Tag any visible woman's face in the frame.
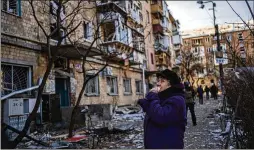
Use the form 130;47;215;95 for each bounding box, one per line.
157;77;171;92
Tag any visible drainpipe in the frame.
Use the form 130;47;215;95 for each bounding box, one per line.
142;64;146;98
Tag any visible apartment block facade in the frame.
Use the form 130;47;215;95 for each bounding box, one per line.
1;0;180;124
150;0;178;71
182;23;254;86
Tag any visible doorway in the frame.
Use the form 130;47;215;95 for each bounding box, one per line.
55;78;70;107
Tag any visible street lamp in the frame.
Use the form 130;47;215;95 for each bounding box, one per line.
197;0;224;93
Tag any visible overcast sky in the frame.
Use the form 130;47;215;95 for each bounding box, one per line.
166;1;254;31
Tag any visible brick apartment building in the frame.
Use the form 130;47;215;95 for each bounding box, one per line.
181;22;254;87
1;0;179;125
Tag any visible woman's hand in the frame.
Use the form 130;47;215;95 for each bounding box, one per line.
149;87;160;93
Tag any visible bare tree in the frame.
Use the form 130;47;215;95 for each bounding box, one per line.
3;0;148;147
66;1;149;137
178;48;205;86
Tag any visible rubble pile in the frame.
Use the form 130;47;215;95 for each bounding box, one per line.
16;106;145;149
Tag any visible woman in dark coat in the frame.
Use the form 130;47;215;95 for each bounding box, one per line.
138;69;186;149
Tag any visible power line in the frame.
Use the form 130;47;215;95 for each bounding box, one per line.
226;0;254;36
245;0;254;21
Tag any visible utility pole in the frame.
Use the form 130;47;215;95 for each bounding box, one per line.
197;0;224;93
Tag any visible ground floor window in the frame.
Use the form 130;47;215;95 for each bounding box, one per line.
106;76;118;95
135;80;143;94
85;75;99;96
1;64;31;96
123;78;131;95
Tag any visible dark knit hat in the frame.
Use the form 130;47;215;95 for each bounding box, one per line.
156;69;181;85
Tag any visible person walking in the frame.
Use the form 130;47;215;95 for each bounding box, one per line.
205;85;210;100
210;84;218;100
197;85;204;104
138;69;186;149
184;84;197;126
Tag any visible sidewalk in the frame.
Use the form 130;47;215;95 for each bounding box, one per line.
184;96;223;149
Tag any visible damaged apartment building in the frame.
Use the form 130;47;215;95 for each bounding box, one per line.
1;0;180;134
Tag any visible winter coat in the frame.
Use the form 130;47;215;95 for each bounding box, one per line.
205;87;210;93
210;85;218;94
185;90;194;103
197;87;203;96
138;85;186;149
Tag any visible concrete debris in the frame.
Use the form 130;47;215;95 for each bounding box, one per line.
17;106;145;149
115;106;140;115
113;122;135;132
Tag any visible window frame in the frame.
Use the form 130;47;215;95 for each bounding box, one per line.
1;63;32;96
135;80;143;94
83;21;93;42
1;0;21;16
123;78;132;95
85;75;100;96
106;76;118;95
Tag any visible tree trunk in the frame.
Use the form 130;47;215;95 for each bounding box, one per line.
11;58;54;148
68;58;86;137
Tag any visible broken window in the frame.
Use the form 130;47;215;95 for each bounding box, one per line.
107;76;118;95
103;22;115;42
1;64;31;96
1;0;21;16
135;80;143;94
85;75;99;96
123;78;131;94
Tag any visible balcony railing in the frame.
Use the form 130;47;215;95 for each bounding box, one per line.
152;19;163;26
154;41;168;52
99;12;120;21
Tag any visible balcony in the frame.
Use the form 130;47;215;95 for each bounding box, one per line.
100;21;133;51
163;21;172;33
153;20;164;34
151;4;163;18
127;10;143;28
133;38;145;53
154;40;168;52
155;53;168;66
96;1;127;17
99;12;121;22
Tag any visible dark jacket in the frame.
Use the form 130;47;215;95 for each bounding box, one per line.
197;87;203;96
210;85;218;94
138;85;186;149
205;86;210;93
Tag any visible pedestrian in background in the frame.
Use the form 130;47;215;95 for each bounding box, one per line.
138;69;186;149
210;84;218;100
197;85;204;104
205;85;210;100
184;84;197;126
